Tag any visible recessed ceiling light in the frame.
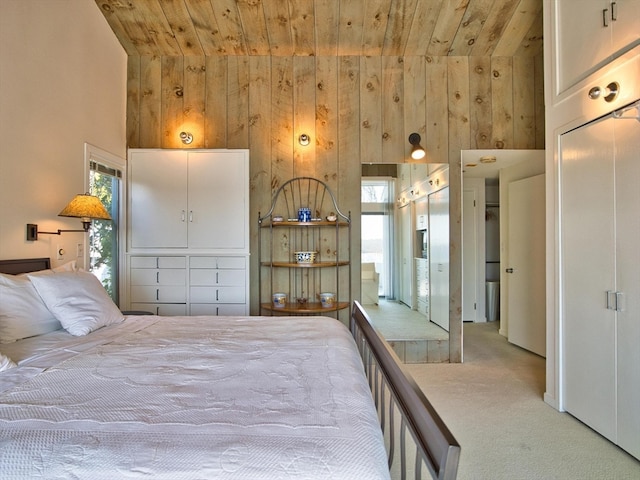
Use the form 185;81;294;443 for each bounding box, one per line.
480;155;497;164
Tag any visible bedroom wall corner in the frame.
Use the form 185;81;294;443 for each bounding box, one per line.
0;0;127;265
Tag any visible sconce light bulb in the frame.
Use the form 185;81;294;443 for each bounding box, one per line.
298;134;310;146
408;133;426;160
180;131;193;144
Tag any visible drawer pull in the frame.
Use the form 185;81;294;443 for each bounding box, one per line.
216;289;219;301
156;272;160;284
156;288;159;301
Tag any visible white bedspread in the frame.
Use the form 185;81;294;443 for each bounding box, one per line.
0;316;390;479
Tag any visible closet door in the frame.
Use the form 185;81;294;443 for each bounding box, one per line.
429;187;450;332
614;109;640;459
561;115;616;441
130;150;188;248
187;151;248;250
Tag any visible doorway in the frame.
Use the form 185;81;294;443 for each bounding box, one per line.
461;149;545;355
361;177;394;301
361;164;451;362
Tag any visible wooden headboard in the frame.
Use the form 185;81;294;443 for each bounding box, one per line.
0;258;51;275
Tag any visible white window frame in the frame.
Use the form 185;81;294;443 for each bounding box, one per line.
84;143;126;305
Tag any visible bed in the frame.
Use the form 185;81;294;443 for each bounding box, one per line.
0;258;459;479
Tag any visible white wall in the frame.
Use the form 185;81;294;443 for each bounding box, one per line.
0;0;127;265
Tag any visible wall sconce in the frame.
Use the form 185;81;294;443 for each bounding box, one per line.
26;194;112;241
180;131;193;144
408;133;426;160
298;134;310;146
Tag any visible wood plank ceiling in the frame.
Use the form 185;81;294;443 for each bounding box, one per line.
96;0;543;57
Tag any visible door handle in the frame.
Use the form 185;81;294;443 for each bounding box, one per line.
505;268;514;273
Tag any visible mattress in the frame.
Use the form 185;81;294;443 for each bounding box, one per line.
0;315;390;479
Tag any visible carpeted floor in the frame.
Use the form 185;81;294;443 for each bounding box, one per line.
404;321;640;479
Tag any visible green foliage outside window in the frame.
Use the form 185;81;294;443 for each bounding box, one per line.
90;172;118;303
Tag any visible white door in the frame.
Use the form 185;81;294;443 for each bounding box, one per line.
429;187;449;331
462;188;478;321
613;106;640;459
506;174;546;356
129;150;188;248
398;203;412;307
188;151;248;251
561;115;617;442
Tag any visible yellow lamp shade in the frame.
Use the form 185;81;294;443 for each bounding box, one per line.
58;194;112;221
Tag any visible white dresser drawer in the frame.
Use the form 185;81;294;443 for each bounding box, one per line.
190;256;246;269
131;303;187;316
130;256;186;269
189;286;245;304
130;286;186;303
190;304;247;316
130;268;186;286
190;269;245;286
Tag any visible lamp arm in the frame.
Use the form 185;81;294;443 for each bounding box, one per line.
26;223;90;241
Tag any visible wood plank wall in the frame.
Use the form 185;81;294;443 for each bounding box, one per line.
126;53;544;360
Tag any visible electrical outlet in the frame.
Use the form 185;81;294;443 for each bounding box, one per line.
76;243;84;258
57;245;65;260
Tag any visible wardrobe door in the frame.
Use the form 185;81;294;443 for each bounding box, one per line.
187;151;248;250
560;116;616;441
614;111;640;459
130;150;188;248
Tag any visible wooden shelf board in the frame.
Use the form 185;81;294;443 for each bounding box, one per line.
261;221;349;227
260;302;349;314
261;261;349;268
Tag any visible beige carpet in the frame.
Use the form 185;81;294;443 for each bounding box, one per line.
404;322;640;480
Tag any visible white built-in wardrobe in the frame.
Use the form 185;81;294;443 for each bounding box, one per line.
560;106;639;459
124;149;249;316
547;0;639;460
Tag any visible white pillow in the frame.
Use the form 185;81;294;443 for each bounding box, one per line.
28;271;124;336
23;260;79;278
0;352;17;372
53;260;79;272
0;273;61;344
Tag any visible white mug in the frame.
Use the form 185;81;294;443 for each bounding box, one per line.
272;293;287;307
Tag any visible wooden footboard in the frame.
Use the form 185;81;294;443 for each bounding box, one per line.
351;301;460;480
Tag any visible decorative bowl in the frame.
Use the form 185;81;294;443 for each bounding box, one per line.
294;251;317;264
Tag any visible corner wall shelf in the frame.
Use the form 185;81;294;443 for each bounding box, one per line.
258;177;351;319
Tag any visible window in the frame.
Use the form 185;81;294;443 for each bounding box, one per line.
361;179;394;298
85;144;125;305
